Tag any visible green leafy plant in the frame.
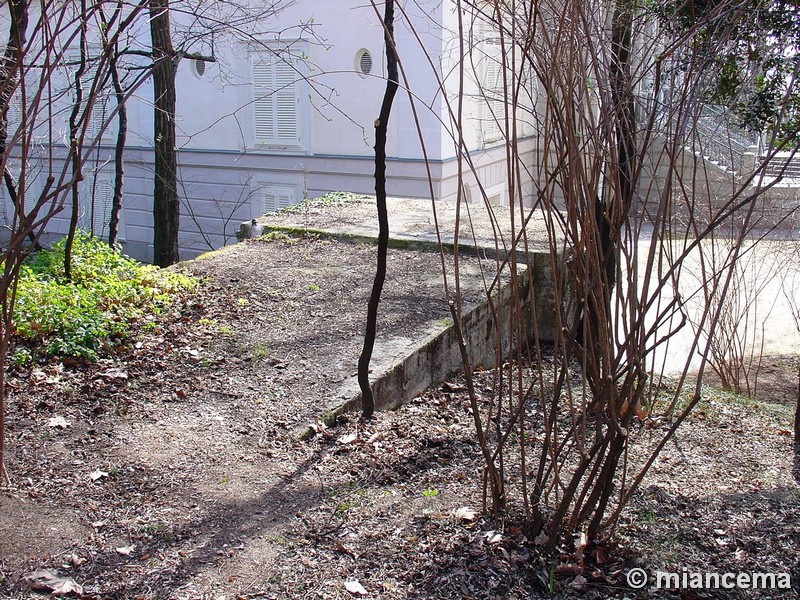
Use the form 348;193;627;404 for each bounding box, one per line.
9;347;32;369
11;233;197;361
251;343;270;360
279;191;369;214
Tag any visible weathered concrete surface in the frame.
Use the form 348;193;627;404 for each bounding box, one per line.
244;196;555;255
241;197;563;428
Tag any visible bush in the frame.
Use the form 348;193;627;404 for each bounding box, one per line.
11;233;197;361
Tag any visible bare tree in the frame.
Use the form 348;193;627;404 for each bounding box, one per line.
358;0;399;420
0;0;150;480
382;0;800;552
149;0;180;267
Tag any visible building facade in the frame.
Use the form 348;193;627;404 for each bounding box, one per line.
1;0;536;261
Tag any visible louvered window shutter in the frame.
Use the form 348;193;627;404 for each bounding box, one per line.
7;88;24;136
252;54;300;147
274;60;299;143
80;174;115;239
6;69;31;141
252;184;295;218
92;176;114;238
253;59;275;142
88;93;112;143
68;53;112;144
482;41;504;142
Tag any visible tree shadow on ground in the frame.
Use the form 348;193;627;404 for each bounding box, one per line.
44;430;483;598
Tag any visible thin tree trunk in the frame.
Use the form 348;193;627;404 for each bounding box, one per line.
64;0;88;280
794;365;799;482
357;0;398;420
108;46;125;246
149;0;179;267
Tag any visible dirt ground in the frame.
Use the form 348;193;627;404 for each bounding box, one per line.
0;233;798;599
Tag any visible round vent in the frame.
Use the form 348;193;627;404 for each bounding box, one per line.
193;59;206;78
356;49;372;77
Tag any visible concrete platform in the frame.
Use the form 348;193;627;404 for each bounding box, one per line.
234;196;560;430
245;196;555;256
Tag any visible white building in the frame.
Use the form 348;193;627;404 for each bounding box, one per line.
1;0;537;262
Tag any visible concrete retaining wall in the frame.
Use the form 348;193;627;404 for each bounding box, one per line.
254;224;563;431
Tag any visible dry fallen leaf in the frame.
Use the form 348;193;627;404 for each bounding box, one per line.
453;506;478;522
67;554;86;568
97;367;129;380
116;545;135;556
575;531;588;568
30;368;62;385
485;531;504;545
337;432;359;445
591;545;610;564
344;579;368;596
23;569;83;596
556;562;581;574
366;431;385;444
335;540;357;559
47;415;71;429
441;381;467;393
569;574;588;591
89;470;109;482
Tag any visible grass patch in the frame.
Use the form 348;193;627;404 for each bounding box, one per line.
278;191;369;214
11;233;197;361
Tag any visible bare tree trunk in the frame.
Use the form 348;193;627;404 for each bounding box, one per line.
149;0;179;267
64;0;88;280
0;0;27;151
0;0;37;250
794;365;799;482
357;0;398;420
108;40;125;246
0;0;29;483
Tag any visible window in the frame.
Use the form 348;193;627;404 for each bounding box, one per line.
251;50;305;149
481;38;506;144
81;172;125;241
3;159;38;217
6;70;43;142
251;183;296;217
67;52;116;145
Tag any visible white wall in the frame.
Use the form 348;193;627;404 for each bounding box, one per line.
0;0;536;261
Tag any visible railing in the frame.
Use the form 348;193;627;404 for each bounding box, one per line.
692;106;759;175
761;151;800;181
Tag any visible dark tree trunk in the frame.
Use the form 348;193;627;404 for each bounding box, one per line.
0;0;27;150
0;0;37;250
0;0;29;483
357;0;398;420
794;367;799;482
149;0;179;267
108;45;125;247
64;0;88;280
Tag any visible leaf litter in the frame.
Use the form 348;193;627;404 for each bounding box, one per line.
0;235;797;599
